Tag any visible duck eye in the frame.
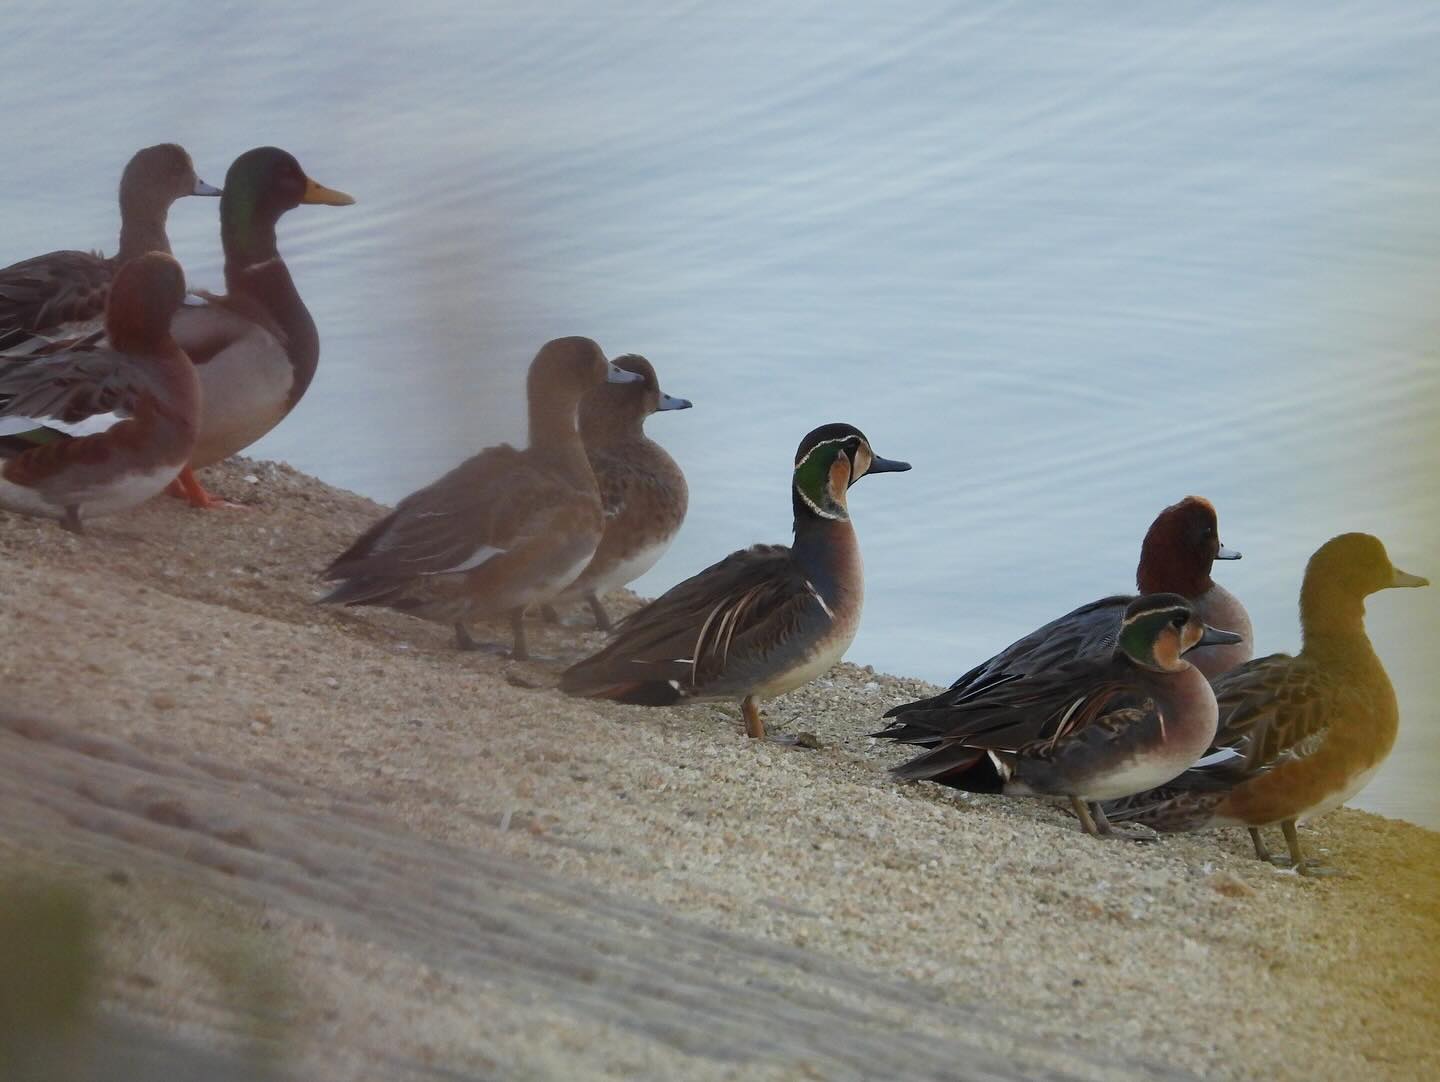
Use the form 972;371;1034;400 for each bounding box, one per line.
1171;614;1187;628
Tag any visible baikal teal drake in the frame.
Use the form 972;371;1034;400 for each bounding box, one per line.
561;423;910;740
547;352;692;631
0;253;197;531
876;594;1243;837
1103;533;1427;874
166;146;353;508
0;144;219;353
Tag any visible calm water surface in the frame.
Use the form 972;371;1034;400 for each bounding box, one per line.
3;2;1438;826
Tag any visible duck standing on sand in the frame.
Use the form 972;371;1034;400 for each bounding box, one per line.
320;337;643;660
166;146;354;508
0;144;220;353
561;423;910;740
546;353;692;631
949;496;1250;698
1102;533;1427;874
0;253;197;532
876;595;1243;837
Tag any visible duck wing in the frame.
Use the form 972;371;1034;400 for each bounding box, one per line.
321;445;588;597
169;291;288;366
943;594;1132;698
0;334;162;437
560;544;818;703
0;250;111;352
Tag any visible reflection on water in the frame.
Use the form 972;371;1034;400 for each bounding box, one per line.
1;2;1437;825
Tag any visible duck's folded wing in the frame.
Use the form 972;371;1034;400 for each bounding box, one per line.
561;544;808;697
879;657;1140;753
322;446;565;584
0;250;111;351
169;292;288;366
0;337;158;433
943;594;1131;697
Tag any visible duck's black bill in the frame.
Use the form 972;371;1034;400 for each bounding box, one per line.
1195;624;1244;648
657;393;693;411
868;456;911;474
1389;568;1429;588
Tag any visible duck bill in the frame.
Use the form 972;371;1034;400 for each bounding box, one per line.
656;393;693;410
1388;567;1429;589
192;178;222;197
301;176;356;206
1214;544;1242;560
867;455;911;474
606;362;644;384
1190;624;1244;651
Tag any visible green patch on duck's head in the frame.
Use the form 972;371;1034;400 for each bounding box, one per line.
220;147;354;265
791;422;910;521
1119;594;1201;672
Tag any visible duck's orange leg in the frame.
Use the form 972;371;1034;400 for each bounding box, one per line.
166;467;240;510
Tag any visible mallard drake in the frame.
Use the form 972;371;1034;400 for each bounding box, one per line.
546;353;691;630
1102;533;1428;873
0;253;196;531
166;146;353;508
948;496;1249;699
560;423;910;740
0;144;219;353
876;594;1243;837
320;337;642;659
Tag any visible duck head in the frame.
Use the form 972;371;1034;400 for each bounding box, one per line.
106;252;187;352
791;422;910;523
220;147;354;266
579;353;692;444
527;337;642;442
1119;593;1244;673
120;143;220;209
1137;496;1240;597
1300;533;1428;631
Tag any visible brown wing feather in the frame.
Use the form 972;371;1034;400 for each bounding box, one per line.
0;250;112;350
0;340;165;425
561;544;815;697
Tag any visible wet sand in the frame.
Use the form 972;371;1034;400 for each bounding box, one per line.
1;458;1436;1081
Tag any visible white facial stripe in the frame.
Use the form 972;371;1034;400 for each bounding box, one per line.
793;435;854;470
1120;605;1190;628
794;484;845;520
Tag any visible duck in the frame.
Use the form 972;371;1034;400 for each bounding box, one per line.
544;353;692;631
876;594;1243;836
0;253;197;531
0;144;220;353
947;496;1249;702
320;337;643;660
560;423;910;740
1101;533;1428;873
166;146;354;508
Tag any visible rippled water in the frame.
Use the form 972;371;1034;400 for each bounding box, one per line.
3;2;1437;826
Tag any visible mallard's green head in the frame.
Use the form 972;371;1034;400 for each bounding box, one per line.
791;423;910;522
1118;593;1243;673
220;147;353;264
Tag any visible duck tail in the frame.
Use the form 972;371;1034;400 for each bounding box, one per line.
890;744;1005;793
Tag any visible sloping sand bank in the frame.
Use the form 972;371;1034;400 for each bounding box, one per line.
1;459;1436;1081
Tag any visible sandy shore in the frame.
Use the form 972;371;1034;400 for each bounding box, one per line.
1;457;1437;1081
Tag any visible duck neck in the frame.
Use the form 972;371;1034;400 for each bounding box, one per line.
529;392;591;480
791;504;860;609
578;394;647;449
1136;542;1212;598
1300;580;1374;660
220;204;320;408
115;191;173;263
